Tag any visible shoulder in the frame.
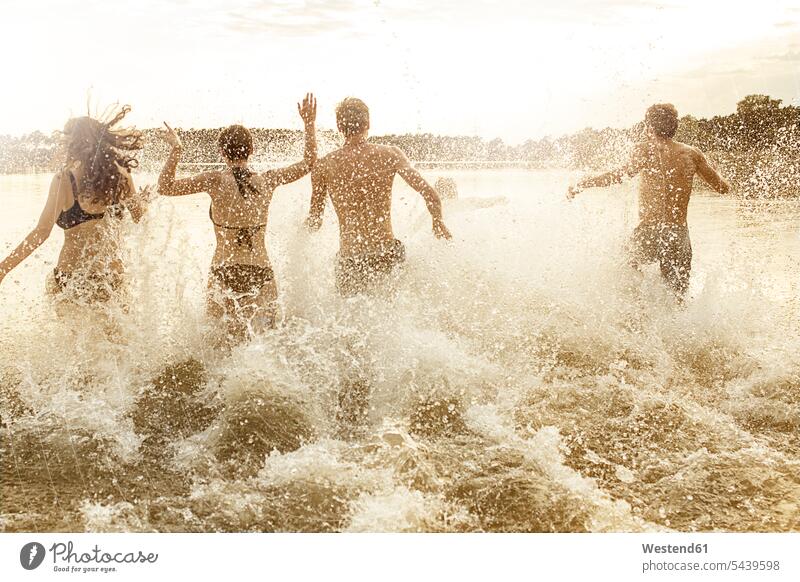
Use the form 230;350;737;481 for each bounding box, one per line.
50;169;73;193
319;150;339;165
679;143;706;163
43;171;73;208
386;145;407;158
52;168;72;182
626;141;652;167
629;141;652;161
199;170;223;186
383;145;411;167
312;152;336;176
663;139;694;153
687;143;704;157
364;143;405;158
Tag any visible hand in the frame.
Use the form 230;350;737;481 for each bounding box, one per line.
161;122;183;150
433;219;452;240
566;185;581;200
139;185;155;203
304;214;322;232
297;93;317;126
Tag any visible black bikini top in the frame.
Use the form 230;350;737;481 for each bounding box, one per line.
209;167;266;249
210;207;266;250
56;171;122;230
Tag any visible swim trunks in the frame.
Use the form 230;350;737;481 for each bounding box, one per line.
628;222;692;298
335;239;406;297
49;268;124;303
210;264;274;296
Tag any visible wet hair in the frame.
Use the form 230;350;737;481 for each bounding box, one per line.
336;97;370;137
434;177;458;200
218;125;258;198
63;106;142;205
218;124;253;161
645;103;679;139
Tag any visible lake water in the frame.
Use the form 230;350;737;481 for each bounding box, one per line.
1;169;798;532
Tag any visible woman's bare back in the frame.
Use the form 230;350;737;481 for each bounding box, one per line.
207;170;274;267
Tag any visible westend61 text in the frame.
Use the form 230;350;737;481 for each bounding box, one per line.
642;543;708;554
49;542;159;564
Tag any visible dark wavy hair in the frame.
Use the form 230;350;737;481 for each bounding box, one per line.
218;125;258;198
63;106;142;205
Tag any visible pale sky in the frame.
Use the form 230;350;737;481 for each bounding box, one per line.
1;0;798;142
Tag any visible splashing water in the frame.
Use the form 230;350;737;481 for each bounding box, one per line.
1;169;798;532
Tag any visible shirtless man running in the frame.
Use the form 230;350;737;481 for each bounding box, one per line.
568;103;730;300
306;97;451;296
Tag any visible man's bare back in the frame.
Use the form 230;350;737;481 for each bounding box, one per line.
628;139;729;225
307;98;450;296
568;103;730;299
569;139;729;221
310;142;403;257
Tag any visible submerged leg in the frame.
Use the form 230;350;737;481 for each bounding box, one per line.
335;376;371;438
206;279;240;348
240;278;278;334
335;334;373;439
659;227;692;302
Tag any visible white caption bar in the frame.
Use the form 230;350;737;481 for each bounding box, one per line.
1;533;798;581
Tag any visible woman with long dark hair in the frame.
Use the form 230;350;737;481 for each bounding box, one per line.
158;93;316;342
0;106;146;303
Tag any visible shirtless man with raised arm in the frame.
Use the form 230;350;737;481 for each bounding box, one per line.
306;97;451;296
567;103;730;300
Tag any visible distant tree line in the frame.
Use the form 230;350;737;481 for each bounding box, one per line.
2;94;798;196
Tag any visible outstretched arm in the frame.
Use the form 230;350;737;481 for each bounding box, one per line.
568;143;647;199
158;123;218;197
263;93;317;188
694;149;730;194
0;172;67;285
395;148;452;240
306;165;327;231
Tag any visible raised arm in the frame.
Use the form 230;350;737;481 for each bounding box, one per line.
305;164;327;231
693;148;730;194
0;172;68;286
395;147;452;240
263;93;317;188
120;168;149;223
158;123;218;197
568;143;647;199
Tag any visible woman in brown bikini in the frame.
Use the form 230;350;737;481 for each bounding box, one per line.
0;107;146;304
158;93;316;343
